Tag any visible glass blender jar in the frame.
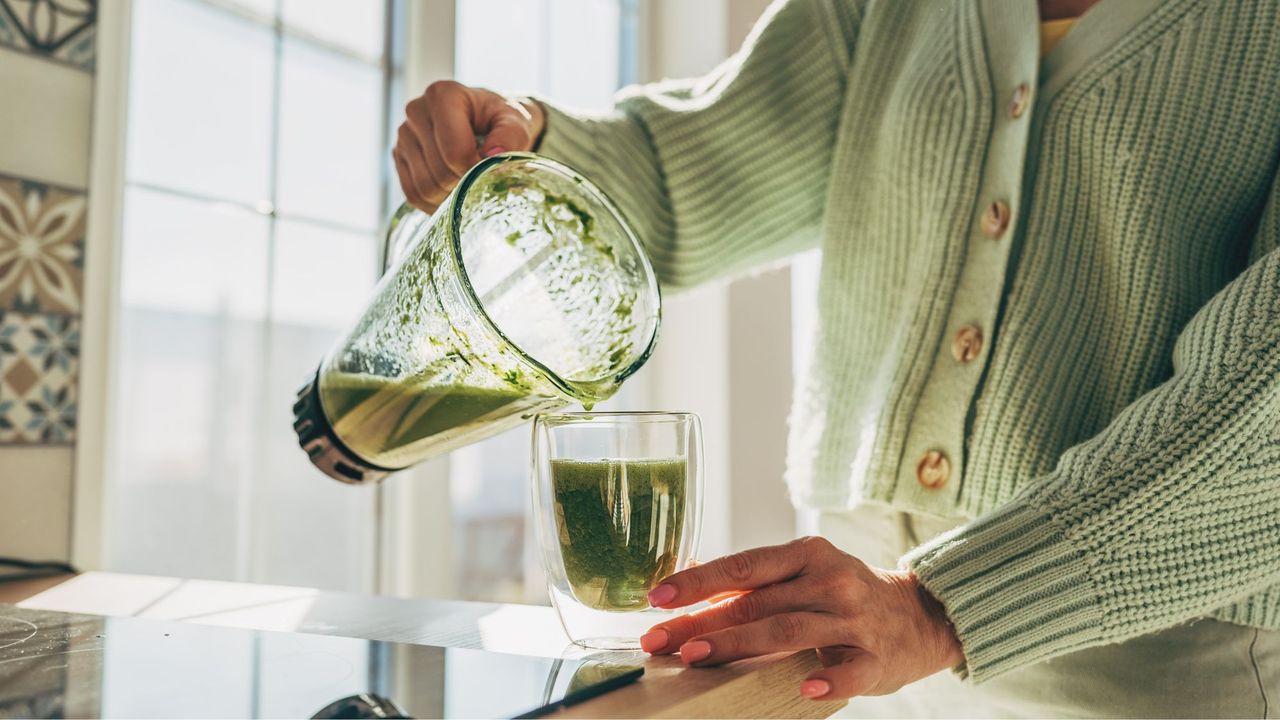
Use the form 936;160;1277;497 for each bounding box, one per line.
293;153;661;484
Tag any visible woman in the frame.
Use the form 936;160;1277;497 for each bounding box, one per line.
394;0;1280;715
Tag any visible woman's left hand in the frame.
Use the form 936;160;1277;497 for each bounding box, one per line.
641;536;964;701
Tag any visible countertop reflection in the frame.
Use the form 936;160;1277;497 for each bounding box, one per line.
0;605;641;719
10;572;575;658
2;572;846;720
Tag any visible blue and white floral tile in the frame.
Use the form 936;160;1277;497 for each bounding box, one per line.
0;310;79;444
0;173;86;315
0;0;96;72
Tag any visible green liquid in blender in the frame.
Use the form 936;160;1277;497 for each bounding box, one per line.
551;458;687;611
320;372;540;468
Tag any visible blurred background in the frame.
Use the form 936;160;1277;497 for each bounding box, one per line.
0;0;820;604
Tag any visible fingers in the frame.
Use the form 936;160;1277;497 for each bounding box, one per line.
803;649;884;700
649;537;832;608
424;95;480;195
421;123;463;204
394;81;540;212
675;612;845;667
392;151;420;210
642;580;819;655
475;95;535;156
395;80;476;212
394;127;442;213
403;100;452;212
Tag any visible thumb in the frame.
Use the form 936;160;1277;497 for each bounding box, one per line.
474;95;537;157
801;649;884;700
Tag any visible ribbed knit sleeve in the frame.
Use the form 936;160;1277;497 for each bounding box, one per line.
905;170;1280;682
534;0;862;290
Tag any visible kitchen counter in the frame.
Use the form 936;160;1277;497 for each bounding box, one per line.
1;572;845;718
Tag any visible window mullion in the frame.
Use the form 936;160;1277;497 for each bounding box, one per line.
236;0;286;585
370;0;398;597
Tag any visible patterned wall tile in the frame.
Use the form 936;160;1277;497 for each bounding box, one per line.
0;174;85;315
0;310;79;444
0;0;96;72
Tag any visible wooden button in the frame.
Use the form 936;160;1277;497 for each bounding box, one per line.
952;325;984;363
916;450;950;489
1009;83;1031;118
980;200;1011;239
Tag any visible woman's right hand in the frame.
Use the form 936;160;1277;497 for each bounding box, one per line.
394;80;545;213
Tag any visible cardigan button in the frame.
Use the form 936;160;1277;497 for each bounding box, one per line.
981;200;1011;239
952;325;984;362
1009;83;1031;118
916;450;951;489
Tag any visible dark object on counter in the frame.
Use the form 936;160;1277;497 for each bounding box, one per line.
0;556;76;584
312;693;408;719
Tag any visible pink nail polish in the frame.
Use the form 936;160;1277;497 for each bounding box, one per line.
483;146;506;157
640;629;669;653
648;583;677;606
680;640;711;663
800;679;831;699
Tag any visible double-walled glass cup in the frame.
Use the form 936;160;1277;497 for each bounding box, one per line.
532;412;703;650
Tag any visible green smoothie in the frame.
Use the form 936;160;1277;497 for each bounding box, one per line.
551;457;687;611
320;372;541;468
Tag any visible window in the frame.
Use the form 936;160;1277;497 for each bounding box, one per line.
455;0;637;110
103;0;394;591
97;0;647;600
448;0;642;603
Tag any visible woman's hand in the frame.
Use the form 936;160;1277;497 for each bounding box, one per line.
394;81;545;213
641;536;964;701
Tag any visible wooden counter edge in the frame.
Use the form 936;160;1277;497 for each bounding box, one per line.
554;650;847;719
0;573;75;604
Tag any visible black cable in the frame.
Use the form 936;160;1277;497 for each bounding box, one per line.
0;556;77;584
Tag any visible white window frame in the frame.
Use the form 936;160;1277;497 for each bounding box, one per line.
74;0;130;571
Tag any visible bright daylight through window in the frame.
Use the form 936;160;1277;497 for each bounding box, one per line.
106;0;389;591
103;0;639;601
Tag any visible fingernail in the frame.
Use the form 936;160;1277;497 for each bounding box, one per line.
679;640;711;664
800;679;831;699
640;629;669;653
648;583;677;606
483;145;506;157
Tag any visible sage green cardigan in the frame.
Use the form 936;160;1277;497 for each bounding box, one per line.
534;0;1280;681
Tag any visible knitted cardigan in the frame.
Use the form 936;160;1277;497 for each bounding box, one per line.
534;0;1280;681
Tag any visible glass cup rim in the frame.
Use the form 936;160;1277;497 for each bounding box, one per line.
446;152;663;405
535;410;700;425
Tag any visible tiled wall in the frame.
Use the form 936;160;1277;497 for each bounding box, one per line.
0;0;96;563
